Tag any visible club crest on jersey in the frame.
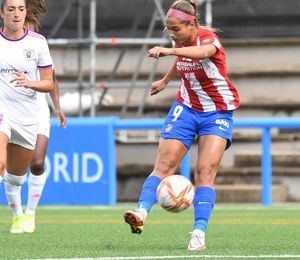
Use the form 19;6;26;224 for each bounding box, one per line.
24;49;34;60
165;124;173;133
202;38;212;44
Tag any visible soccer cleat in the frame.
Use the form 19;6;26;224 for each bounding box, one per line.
188;229;206;251
22;213;36;233
10;216;24;234
123;210;144;235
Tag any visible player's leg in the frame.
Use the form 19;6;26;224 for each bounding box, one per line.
0;114;10;179
124;138;188;234
124;101;194;234
188;135;226;250
23;134;48;233
0;132;9;179
188;110;233;251
5;143;34;233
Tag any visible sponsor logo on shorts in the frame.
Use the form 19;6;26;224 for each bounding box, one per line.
215;119;229;131
165;124;173;133
216;119;229;127
0;114;3;125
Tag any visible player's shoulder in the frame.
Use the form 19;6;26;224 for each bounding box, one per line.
197;27;217;39
27;29;47;41
196;27;222;49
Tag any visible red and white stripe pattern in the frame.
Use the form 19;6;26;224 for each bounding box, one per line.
175;28;240;112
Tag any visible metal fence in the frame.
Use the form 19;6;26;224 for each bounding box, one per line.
46;0;213;117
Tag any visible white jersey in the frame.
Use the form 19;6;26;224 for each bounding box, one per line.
36;91;51;138
36;91;50;118
0;28;52;125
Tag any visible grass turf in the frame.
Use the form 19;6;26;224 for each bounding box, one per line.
0;204;300;259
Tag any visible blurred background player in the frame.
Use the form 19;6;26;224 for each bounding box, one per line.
0;0;53;233
124;0;240;251
3;0;67;234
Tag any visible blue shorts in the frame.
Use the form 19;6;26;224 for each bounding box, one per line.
160;101;234;149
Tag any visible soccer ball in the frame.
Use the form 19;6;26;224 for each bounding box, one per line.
156;175;195;212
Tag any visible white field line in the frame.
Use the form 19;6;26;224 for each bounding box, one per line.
9;204;300;211
40;254;300;260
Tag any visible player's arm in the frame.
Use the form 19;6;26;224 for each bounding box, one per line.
35;67;54;92
11;68;53;92
170;45;217;59
149;45;217;60
49;71;67;128
162;59;177;85
150;59;177;96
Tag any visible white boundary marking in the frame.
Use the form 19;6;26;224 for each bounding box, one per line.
41;255;300;260
11;204;300;211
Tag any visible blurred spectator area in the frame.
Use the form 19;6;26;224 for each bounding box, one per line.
40;0;300;39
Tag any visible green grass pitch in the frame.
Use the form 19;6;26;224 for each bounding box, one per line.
0;204;300;259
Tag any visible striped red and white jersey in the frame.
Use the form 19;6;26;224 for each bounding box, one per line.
175;27;240;112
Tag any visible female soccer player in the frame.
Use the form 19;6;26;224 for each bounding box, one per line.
0;0;53;233
20;0;67;234
124;0;240;251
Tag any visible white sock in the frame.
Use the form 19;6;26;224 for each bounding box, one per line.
136;208;148;222
25;172;46;215
4;171;26;217
0;175;2;183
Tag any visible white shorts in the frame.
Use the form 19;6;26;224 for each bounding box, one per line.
0;113;38;150
37;94;51;138
37;116;51;138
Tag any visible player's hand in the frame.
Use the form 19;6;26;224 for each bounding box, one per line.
150;79;167;95
10;70;30;88
56;110;67;128
148;46;172;59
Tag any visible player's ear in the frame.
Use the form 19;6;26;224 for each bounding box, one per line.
189;19;196;28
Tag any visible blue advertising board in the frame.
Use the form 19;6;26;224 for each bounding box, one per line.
0;117;116;205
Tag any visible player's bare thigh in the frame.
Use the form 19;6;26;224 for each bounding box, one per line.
7;143;34;176
152;138;188;178
194;134;227;187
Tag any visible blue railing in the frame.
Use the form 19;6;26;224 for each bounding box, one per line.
114;117;300;206
50;117;300;206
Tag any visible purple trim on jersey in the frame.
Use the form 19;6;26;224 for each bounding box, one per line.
38;64;52;69
0;27;28;41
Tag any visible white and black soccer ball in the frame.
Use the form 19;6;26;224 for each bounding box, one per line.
156;175;195;212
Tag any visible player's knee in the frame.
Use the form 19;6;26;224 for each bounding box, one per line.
30;160;45;175
4;172;26;186
154;158;178;177
195;164;218;183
